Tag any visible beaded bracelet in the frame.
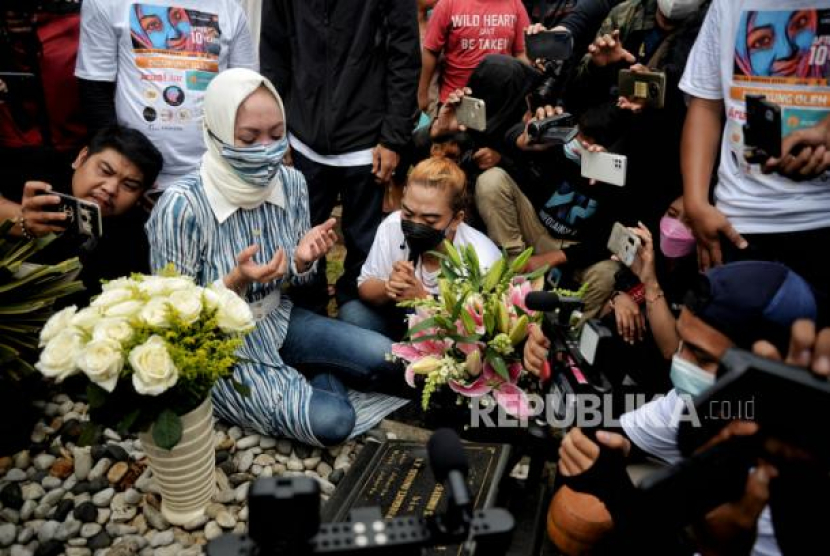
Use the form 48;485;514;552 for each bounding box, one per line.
15;214;35;240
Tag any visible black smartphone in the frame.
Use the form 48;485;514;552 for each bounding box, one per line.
525;30;573;62
743;94;782;162
36;190;103;240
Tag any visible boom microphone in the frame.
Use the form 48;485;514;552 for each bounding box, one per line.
525;291;583;312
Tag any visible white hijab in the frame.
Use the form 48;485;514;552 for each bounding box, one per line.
201;68;286;210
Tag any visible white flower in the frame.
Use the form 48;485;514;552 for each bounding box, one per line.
71;307;104;331
129;336;178;396
77;339;123;392
163;277;194;293
138;276;194;297
105;300;144;319
36;329;85;381
168;288;203;325
216;292;255;333
137;276;170;297
40;306;77;347
92;318;134;345
101;277;138;292
203;283;225;312
139;298;171;329
90;287;135;309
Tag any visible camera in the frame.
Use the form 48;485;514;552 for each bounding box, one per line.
526;112;578;146
526;30;573;112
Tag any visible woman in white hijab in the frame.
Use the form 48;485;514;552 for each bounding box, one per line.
147;68;407;446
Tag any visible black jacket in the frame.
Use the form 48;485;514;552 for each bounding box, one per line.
260;0;420;155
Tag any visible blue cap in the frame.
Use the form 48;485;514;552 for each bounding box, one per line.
685;261;817;352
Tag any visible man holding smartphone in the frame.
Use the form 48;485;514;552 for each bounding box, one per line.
680;0;830;317
0;125;163;299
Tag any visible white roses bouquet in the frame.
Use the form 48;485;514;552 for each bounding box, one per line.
35;271;254;449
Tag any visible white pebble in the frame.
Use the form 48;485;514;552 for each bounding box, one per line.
204;521;223;541
235;435;260;450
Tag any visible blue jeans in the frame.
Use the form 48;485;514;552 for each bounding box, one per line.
307;373;355;446
337;299;406;341
281;306;408;444
281;305;401;391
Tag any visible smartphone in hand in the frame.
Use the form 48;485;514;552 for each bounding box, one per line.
743;94;782;162
618;69;667;109
607;222;641;267
36;190;103;240
455;96;487;132
525;30;574;62
581;151;628;187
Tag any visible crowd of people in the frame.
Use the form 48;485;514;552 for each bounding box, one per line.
1;0;829;554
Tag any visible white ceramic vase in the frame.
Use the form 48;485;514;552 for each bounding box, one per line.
139;397;216;526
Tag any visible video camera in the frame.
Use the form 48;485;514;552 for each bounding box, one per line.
526;112;578;146
523;29;577;146
525;291;615;426
207;429;515;556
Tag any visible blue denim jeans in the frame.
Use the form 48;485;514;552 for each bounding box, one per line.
281;306;409;444
307;373;355;446
281;305;402;390
337;299;406;341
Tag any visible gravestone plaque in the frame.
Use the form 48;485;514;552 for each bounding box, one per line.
323;440;511;555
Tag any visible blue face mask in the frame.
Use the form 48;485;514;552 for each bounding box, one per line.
211;130;289;188
670;354;715;397
563;138;582;164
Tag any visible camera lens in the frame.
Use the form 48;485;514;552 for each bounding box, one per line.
765;109;774;122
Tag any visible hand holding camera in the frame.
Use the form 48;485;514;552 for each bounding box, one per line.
517;105;574;151
588;29;636;68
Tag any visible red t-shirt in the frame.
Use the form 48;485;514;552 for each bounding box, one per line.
424;0;530;102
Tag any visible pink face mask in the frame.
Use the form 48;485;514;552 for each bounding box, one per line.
659;216;696;258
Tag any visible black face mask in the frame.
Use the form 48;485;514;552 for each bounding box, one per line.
401;219;448;262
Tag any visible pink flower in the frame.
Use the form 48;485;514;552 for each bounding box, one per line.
461;294;486;335
448;361;530;419
507;279;535;317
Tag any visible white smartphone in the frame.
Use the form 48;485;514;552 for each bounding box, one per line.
581;151;627;187
455;96;487;132
607;222;641;267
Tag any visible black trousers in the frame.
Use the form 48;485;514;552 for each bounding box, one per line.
291;149;384;312
720;226;830;326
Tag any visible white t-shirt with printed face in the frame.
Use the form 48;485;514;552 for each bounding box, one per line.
358;211;503;296
76;0;257;188
621;391;781;556
680;0;830;234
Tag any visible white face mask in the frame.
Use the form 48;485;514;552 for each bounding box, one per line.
657;0;704;20
670;354;715;397
563;138;583;164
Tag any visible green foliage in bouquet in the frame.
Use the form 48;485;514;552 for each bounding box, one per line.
36;269;254;449
0;220;84;380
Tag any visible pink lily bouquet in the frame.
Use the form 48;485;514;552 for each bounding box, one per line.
391;242;547;419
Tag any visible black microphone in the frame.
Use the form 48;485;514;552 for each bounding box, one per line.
427;429;472;534
525;291;583;312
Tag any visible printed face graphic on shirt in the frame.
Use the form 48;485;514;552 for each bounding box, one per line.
130;4;220;57
131;6;193;50
735;10;824;78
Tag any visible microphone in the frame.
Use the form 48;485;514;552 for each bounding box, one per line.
427;429;472;534
525;291;583;312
